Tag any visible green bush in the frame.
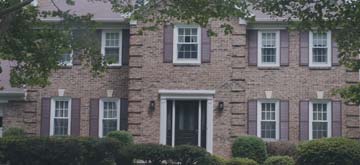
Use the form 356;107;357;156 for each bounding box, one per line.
3;128;25;137
106;131;133;145
226;158;258;165
172;145;211;165
206;155;227;165
232;136;267;163
127;143;173;165
296;137;360;165
264;156;295;165
266;141;297;157
0;137;122;165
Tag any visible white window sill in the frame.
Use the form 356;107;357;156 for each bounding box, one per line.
257;64;280;68
262;138;279;142
172;60;201;65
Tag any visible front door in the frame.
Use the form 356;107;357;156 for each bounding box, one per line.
166;100;207;148
175;101;198;146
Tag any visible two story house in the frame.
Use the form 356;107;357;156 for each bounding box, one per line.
0;0;359;157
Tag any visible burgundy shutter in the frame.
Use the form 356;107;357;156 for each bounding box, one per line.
71;98;81;136
299;101;309;140
247;30;258;66
280;30;289;66
89;98;99;137
280;100;289;140
122;29;130;66
247;100;257;136
299;31;309;66
332;32;340;66
120;98;128;131
332;101;342;137
163;25;173;63
201;28;211;63
40;97;51;136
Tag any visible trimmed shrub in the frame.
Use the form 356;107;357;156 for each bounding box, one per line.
172;145;211;165
0;137;121;165
264;156;295;165
296;137;360;165
106;131;133;145
232;136;267;163
206;155;227;165
3;128;25;137
127;143;173;165
266;141;297;157
226;158;258;165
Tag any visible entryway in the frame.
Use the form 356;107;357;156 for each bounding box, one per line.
159;90;214;153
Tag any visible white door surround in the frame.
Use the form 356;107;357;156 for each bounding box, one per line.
159;89;214;153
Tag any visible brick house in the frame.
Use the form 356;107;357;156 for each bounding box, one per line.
0;0;359;157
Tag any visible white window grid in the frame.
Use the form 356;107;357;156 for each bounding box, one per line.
50;98;71;136
257;100;279;141
257;31;280;67
99;98;120;137
173;25;201;64
309;31;332;67
309;101;332;140
101;30;122;66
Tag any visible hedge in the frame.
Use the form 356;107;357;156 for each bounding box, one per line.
296;137;360;165
226;158;259;165
0;137;125;165
106;131;134;145
232;136;267;163
263;156;295;165
3;128;26;138
266;141;296;157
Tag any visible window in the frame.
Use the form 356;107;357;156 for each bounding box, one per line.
50;98;71;136
258;31;280;67
173;25;201;64
309;101;331;140
59;51;73;66
257;100;279;140
99;98;120;137
309;31;332;67
101;30;122;66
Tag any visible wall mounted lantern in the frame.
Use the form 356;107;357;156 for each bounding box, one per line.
149;100;155;112
218;101;224;111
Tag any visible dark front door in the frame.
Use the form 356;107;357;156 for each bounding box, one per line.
175;100;199;146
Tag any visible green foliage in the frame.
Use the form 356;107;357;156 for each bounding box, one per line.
264;156;295;165
106;131;133;145
0;0;106;87
172;145;211;165
2;128;25;137
0;137;123;165
232;136;267;163
266;141;297;157
127;143;173;165
296;137;360;165
226;158;258;165
111;0;254;35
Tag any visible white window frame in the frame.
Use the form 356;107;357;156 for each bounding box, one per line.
173;25;201;64
309;31;332;67
98;98;121;137
257;30;280;67
257;100;280;141
309;100;332;140
101;30;123;66
50;97;72;136
58;50;73;66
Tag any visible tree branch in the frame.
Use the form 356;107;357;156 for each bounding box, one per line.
0;0;33;17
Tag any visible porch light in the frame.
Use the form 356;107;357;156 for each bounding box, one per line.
149;100;155;112
218;101;224;111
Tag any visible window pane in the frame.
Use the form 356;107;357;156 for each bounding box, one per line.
105;48;120;63
105;33;119;47
313;103;327;121
103;101;117;119
103;120;117;136
261;121;276;139
177;44;198;59
59;52;72;65
313;48;328;63
313;122;328;139
54;119;68;136
55;101;69;118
